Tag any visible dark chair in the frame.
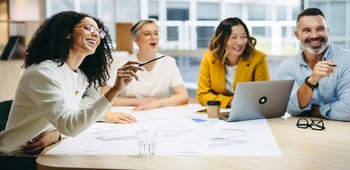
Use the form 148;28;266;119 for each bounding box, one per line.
0;100;12;131
0;100;37;170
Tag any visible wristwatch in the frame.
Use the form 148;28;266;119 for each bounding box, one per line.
304;76;319;90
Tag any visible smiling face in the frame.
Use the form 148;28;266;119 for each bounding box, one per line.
70;17;101;56
226;25;248;58
295;15;329;55
133;23;159;53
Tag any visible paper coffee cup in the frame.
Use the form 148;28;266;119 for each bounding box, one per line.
206;100;221;118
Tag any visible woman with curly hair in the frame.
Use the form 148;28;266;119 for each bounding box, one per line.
197;17;270;108
0;11;141;168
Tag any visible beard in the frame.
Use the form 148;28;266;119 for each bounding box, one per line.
300;36;329;55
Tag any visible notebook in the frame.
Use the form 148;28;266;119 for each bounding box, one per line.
222;80;294;122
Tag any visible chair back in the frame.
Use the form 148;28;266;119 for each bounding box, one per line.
0;100;13;131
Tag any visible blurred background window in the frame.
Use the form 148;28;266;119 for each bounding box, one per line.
2;0;350;97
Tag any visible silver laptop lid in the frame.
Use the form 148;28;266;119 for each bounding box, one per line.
225;80;294;122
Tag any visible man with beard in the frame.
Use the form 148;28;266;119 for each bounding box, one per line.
278;8;350;121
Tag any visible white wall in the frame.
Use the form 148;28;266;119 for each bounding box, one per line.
9;0;44;45
9;0;40;21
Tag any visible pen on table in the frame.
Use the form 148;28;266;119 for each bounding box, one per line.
139;55;166;67
96;121;105;123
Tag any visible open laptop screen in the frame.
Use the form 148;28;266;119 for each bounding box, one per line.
223;80;294;122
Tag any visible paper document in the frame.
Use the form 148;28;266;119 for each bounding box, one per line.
46;104;282;156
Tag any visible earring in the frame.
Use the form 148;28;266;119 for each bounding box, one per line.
65;34;71;39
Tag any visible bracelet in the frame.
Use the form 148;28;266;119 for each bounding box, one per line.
304;76;319;90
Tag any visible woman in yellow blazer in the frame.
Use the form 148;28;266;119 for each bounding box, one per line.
197;17;270;108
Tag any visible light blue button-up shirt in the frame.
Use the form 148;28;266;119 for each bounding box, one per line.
278;43;350;121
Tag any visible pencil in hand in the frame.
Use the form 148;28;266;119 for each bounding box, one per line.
139;55;166;67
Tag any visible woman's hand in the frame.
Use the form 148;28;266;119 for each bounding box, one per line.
22;130;61;155
105;61;142;102
113;61;143;92
133;100;161;111
104;111;137;124
136;97;158;105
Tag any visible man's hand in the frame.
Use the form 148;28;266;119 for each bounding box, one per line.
309;60;336;84
311;105;325;118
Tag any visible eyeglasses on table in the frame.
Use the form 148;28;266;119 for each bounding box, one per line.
296;118;326;131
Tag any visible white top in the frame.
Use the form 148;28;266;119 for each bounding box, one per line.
107;53;184;98
0;60;111;155
225;64;237;94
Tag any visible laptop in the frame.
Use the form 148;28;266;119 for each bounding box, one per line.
222;80;294;122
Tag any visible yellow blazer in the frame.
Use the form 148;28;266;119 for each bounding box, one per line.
196;49;270;108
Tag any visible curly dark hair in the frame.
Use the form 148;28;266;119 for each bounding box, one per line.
24;11;113;89
209;17;256;64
